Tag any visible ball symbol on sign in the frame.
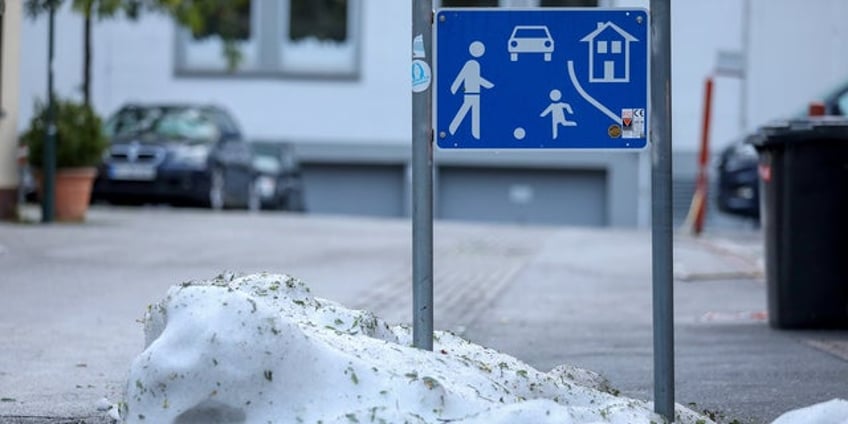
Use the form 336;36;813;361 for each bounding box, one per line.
513;127;526;140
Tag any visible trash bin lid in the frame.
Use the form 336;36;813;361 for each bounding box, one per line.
750;116;848;149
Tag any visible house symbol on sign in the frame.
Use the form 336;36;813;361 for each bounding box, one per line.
580;21;638;83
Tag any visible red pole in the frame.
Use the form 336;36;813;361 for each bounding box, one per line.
693;77;714;235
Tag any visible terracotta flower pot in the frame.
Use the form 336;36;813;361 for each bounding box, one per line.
36;167;97;222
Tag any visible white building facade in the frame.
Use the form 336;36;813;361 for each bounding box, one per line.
11;0;848;226
0;0;22;220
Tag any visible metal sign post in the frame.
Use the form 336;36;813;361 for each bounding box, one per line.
42;0;57;223
411;0;434;351
650;0;675;420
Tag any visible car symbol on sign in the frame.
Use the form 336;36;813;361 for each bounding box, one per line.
508;25;554;62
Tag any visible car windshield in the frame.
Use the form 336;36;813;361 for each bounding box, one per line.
513;28;549;38
105;107;219;143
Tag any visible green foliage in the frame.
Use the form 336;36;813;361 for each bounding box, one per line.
23;99;108;169
70;0;135;18
24;0;142;19
25;0;246;70
23;0;61;17
160;0;251;40
155;0;250;70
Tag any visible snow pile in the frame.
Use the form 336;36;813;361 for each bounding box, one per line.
123;272;712;423
771;399;848;424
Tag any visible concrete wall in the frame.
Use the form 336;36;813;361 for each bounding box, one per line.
619;0;848;155
746;0;848;128
296;142;642;227
437;167;607;226
0;1;21;219
301;163;407;218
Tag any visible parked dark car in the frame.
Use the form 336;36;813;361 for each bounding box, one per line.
716;134;760;218
249;141;305;212
93;104;302;210
716;79;848;219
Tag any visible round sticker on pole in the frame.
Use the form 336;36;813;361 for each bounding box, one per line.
412;59;432;93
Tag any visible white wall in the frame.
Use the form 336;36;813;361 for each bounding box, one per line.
746;0;848;128
669;0;848;152
17;1;848;154
670;0;746;154
19;1;83;118
1;0;22;188
20;1;412;144
617;0;848;154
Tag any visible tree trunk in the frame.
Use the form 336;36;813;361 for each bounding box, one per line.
82;2;91;106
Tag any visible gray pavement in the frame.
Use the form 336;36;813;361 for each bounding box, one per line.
0;206;846;423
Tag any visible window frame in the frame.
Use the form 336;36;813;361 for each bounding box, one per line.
174;0;361;80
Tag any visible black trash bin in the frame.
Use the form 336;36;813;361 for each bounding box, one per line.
751;117;848;329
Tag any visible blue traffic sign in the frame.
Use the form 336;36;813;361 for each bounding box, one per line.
435;8;649;149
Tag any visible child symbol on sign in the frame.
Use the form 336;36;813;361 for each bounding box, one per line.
540;89;577;139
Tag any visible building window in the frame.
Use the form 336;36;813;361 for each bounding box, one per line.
540;0;598;6
597;40;607;54
280;0;357;74
176;0;360;78
440;0;597;7
440;0;499;6
179;0;261;72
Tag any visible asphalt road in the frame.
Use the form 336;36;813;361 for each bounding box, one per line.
0;206;846;423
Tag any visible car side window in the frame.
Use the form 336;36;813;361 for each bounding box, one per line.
209;110;242;140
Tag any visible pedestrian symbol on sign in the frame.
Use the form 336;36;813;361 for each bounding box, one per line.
449;41;494;140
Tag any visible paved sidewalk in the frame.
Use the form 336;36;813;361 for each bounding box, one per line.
463;230;847;423
0;206;846;423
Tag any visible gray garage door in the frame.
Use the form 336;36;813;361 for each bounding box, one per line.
437;167;607;226
301;164;406;217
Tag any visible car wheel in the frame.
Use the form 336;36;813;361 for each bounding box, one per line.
246;176;262;212
209;168;226;210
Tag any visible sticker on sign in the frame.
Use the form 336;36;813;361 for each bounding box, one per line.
621;108;645;139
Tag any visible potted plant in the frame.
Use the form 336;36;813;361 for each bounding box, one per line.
22;99;107;222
